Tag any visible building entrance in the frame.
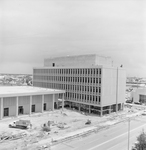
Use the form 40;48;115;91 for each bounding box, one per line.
32;105;35;112
44;103;46;111
4;108;9;117
18;106;24;115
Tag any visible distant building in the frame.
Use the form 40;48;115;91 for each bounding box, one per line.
33;54;126;116
0;86;65;120
131;88;146;104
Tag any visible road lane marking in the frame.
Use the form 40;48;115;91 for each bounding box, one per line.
88;123;146;150
107;133;137;150
84;122;139;146
62;142;75;148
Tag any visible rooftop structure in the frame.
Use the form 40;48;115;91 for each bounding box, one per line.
44;54;113;67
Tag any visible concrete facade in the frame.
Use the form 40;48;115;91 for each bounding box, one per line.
0;86;65;120
44;54;113;67
131;88;146;104
33;54;126;116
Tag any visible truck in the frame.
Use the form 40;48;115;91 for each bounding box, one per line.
9;120;32;129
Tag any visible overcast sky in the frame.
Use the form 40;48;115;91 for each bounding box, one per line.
0;0;145;77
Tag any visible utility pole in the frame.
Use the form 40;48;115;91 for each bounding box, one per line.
116;67;119;112
128;118;130;150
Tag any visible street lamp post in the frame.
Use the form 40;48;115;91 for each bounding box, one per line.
128;118;130;150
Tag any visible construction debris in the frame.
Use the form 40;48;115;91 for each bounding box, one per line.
0;107;145;149
0;132;27;143
85;119;91;125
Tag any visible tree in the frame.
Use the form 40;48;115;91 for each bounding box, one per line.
134;130;146;150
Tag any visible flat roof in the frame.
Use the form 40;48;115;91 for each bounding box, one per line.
0;86;65;97
33;66;125;70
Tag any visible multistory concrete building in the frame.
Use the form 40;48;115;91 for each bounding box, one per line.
33;54;126;116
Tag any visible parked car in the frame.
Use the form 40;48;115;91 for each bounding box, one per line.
134;102;141;105
126;100;133;103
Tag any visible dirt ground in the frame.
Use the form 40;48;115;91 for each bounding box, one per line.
0;107;145;150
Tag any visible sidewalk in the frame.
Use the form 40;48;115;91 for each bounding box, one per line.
52;126;97;143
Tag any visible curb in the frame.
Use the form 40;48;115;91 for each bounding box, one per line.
51;113;144;146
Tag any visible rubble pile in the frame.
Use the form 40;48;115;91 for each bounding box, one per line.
0;132;27;143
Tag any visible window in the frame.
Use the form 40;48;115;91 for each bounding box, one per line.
99;87;101;93
96;87;98;92
90;87;92;92
96;69;98;74
93;69;95;74
82;94;84;100
93;78;95;83
93;87;95;92
99;69;101;74
88;69;90;74
96;78;98;83
91;69;92;74
90;95;92;101
99;78;101;84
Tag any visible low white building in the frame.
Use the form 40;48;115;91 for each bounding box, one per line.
131;88;146;104
0;86;65;120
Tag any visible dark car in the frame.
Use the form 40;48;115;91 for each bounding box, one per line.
134;102;141;105
126;100;133;103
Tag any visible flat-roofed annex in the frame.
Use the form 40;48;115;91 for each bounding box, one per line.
0;86;65;97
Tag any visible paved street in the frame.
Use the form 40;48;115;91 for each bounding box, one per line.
51;116;146;150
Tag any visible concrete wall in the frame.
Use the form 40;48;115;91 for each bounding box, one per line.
101;67;126;106
32;95;42;112
132;88;146;103
101;68;117;106
44;54;113;67
44;94;53;111
3;97;17;117
0;92;62;120
0;98;2;119
95;55;112;66
18;96;30;114
44;54;96;67
117;69;126;103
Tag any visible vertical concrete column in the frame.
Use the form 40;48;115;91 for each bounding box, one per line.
116;104;118;112
0;98;3;120
29;96;32;116
16;97;18;117
56;94;59;109
52;94;55;111
78;103;80;111
109;105;111;114
62;93;64;111
41;95;44;113
89;105;91;114
69;102;71;109
122;103;124;110
100;107;103;117
116;68;119;113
